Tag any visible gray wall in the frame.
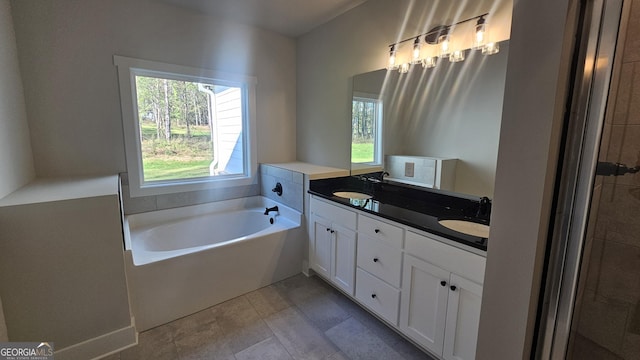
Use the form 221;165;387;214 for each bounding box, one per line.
0;0;33;339
10;0;297;178
0;0;34;199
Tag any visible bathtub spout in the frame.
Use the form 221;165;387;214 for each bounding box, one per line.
264;206;279;215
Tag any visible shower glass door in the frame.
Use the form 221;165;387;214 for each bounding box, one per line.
536;0;640;358
567;0;640;357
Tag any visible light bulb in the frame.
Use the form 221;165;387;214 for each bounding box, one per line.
422;57;437;68
482;42;500;55
438;35;450;58
449;50;465;63
388;45;398;70
412;37;421;64
399;63;410;73
474;17;486;50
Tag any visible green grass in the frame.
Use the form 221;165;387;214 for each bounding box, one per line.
140;122;210;139
139;122;214;181
142;159;212;181
351;142;374;163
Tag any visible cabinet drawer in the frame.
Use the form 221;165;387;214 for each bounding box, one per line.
355;268;400;325
406;231;485;285
358;215;403;247
310;197;356;230
357;234;402;287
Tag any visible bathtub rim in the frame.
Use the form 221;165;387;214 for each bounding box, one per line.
123;195;301;253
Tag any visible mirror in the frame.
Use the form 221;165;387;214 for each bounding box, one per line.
350;41;510;198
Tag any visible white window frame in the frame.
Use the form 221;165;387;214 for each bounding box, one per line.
114;55;258;197
352;91;383;166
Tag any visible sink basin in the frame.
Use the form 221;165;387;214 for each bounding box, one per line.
438;219;490;238
333;191;373;200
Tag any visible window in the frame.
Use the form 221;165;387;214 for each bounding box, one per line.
114;56;257;197
351;92;382;165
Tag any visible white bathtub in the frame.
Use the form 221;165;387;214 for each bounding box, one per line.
123;196;304;331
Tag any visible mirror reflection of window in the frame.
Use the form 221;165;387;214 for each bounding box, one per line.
351;92;382;165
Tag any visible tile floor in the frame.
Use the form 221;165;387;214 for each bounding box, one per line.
104;273;434;360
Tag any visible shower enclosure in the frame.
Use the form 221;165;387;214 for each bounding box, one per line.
536;0;640;358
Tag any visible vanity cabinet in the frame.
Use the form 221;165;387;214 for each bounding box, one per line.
308;195;485;360
309;197;357;295
401;231;485;360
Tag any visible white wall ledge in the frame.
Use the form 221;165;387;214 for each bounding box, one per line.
0;175;119;207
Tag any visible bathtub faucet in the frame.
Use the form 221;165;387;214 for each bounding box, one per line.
264;206;279;215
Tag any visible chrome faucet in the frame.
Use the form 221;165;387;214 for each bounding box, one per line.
264;206;279;215
360;171;389;183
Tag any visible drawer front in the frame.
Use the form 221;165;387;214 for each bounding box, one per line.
406;231;486;285
358;215;403;247
357;234;402;287
355;268;400;325
310;196;357;230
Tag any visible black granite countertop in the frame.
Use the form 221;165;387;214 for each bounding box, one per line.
308;176;489;251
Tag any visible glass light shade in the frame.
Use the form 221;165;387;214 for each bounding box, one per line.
473;16;487;50
438;35;450;58
449;50;465;63
422;57;437;68
474;24;486;50
482;42;500;55
412;46;421;63
411;37;421;64
387;46;398;70
399;63;410;73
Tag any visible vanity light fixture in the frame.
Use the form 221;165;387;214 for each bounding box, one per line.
386;12;499;72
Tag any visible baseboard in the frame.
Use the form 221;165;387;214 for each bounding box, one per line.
54;322;137;360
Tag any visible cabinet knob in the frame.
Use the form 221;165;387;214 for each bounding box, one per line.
374;229;380;233
440;280;447;287
450;285;457;291
330;230;335;233
371;294;377;299
326;228;331;232
373;258;379;263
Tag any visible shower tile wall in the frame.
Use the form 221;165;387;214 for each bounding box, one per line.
569;1;640;358
259;164;304;212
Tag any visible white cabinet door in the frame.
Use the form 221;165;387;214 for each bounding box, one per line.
443;273;483;360
332;223;356;295
310;214;332;279
400;254;450;356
